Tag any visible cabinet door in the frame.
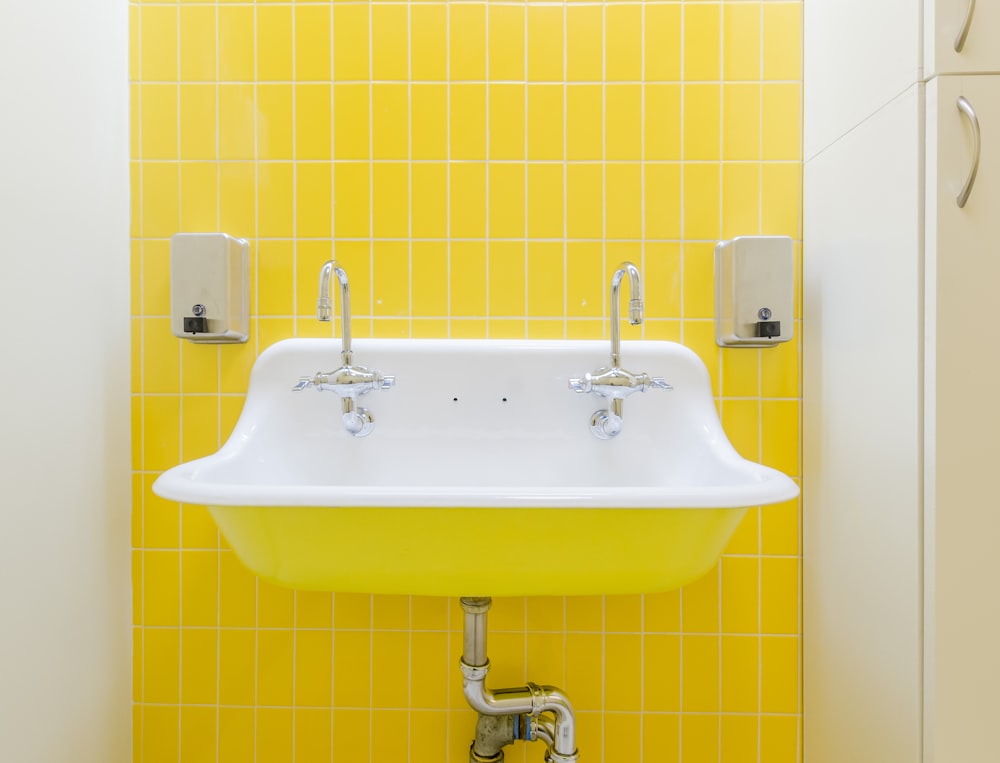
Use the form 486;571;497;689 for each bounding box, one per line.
926;0;1000;76
925;74;1000;763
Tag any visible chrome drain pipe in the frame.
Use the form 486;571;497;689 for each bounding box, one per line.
459;597;579;763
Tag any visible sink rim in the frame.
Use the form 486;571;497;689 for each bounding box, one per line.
156;464;798;508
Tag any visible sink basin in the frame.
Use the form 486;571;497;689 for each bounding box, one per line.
152;338;798;596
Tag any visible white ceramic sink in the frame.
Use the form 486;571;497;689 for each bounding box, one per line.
153;338;798;595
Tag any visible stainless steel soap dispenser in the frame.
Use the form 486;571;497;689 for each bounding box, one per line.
169;233;249;343
714;235;794;347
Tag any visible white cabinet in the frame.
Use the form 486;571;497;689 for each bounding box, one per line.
806;10;1000;763
925;0;1000;76
924;74;1000;763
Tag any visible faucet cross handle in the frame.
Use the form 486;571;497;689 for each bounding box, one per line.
567;369;672;398
293;368;395;395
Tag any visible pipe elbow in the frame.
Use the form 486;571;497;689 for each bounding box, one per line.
535;686;576;758
462;671;493;715
537;686;573;721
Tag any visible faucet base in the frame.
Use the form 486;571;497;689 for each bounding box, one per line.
342;406;374;437
590;409;622;439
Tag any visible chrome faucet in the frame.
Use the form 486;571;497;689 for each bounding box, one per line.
568;261;671;439
292;260;395;437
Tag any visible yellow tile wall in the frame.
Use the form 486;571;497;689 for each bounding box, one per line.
131;0;802;760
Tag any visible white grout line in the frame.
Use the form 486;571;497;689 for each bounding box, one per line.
445;3;452;340
757;6;767;757
287;13;297;762
134;7;146;757
368;1;375;341
638;4;647;755
560;7;570;340
173;6;184;761
716;6;729;760
677;6;686;760
600;3;608;345
484;5;491;338
406;3;414;340
212;5;223;760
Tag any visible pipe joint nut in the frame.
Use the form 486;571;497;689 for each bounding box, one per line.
544;751;580;763
470;746;504;763
460;597;492;614
460;660;491;682
526;682;546;716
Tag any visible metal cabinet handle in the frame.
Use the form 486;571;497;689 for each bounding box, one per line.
954;0;976;52
956;96;981;209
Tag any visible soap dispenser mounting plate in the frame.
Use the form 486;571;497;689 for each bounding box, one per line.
170;233;249;343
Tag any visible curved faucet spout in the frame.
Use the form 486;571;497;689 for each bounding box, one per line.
318;260;352;364
610;261;642;367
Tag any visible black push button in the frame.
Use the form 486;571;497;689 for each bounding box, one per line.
755;320;781;339
184;316;209;334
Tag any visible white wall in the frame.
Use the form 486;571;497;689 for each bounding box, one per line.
803;0;920;160
0;2;131;761
803;87;924;762
804;2;928;760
